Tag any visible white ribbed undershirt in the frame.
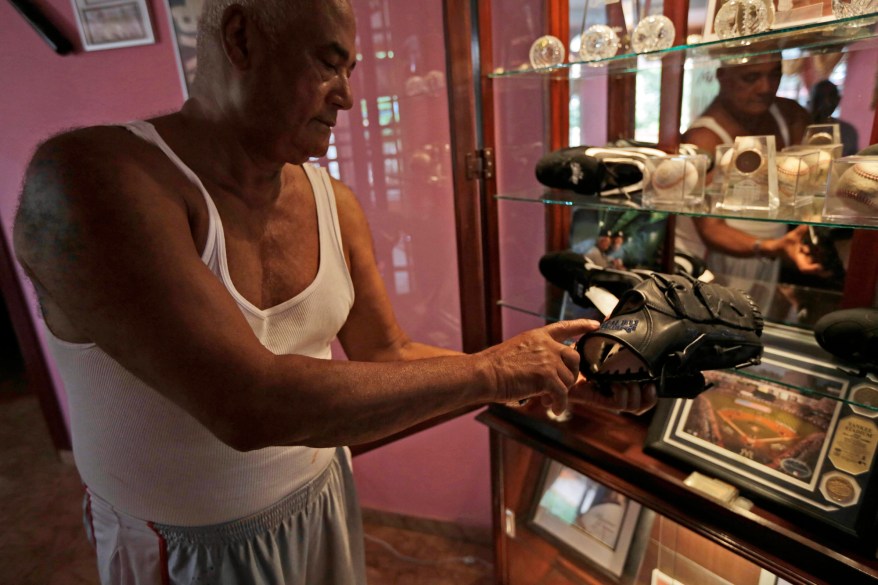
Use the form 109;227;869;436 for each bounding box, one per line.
45;121;355;526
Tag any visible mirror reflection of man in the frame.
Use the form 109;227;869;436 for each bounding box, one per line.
678;57;824;310
585;231;613;268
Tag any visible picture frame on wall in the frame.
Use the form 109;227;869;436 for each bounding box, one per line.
71;0;155;51
645;323;878;542
164;0;204;98
529;458;653;580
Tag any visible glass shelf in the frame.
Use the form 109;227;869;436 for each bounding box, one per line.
495;188;878;230
499;288;877;411
488;12;878;80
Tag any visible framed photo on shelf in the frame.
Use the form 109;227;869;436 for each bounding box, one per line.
71;0;155;51
558;207;670;320
646;324;878;541
569;207;669;273
529;458;652;579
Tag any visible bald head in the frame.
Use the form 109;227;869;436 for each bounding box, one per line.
193;0;355;97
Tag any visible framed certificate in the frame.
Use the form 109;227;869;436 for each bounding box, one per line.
529;459;653;580
646;323;878;542
71;0;155;51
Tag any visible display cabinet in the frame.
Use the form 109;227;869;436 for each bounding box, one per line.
462;0;878;582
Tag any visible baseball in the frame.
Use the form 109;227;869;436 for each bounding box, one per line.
807;131;835;145
652;158;700;200
813;149;833;184
831;161;878;216
718;147;734;173
776;155;809;203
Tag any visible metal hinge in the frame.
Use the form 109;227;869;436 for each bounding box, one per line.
465;147;494;180
504;508;516;538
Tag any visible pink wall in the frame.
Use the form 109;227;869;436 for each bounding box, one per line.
1;0;491;528
0;0;185;422
839;46;878;147
329;0;491;527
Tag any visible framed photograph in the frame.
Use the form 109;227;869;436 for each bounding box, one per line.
71;0;155;51
558;207;669;319
164;0;203;98
646;323;878;541
529;459;652;579
569;207;669;273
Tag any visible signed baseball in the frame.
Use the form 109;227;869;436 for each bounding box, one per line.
652;158;700;200
832;161;878;216
776;155;809;203
813;149;833;183
718;147;734;172
807;131;835;145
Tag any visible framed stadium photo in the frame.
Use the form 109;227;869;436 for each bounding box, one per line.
529;459;653;580
646;323;878;541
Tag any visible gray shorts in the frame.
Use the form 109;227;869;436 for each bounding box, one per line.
83;447;366;585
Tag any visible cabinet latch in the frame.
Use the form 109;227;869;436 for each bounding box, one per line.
465;148;495;180
504;508;516;538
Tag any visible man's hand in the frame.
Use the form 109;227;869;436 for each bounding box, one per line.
569;376;657;415
479;319;600;414
771;225;830;277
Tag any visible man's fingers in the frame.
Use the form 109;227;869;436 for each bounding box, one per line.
560;345;581;377
545;319;601;342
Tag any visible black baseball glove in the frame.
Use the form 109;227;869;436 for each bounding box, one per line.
575;272;764;398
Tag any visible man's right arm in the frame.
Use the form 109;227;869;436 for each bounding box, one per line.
13;129;591;451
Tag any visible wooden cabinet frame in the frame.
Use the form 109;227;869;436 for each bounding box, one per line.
462;0;878;582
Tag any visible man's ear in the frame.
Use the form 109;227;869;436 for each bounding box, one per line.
221;5;251;70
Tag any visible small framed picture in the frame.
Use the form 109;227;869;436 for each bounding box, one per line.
529;458;652;579
165;0;204;98
646;323;878;542
71;0;155;51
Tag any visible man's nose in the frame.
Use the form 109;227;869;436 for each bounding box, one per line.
754;75;775;95
332;75;354;111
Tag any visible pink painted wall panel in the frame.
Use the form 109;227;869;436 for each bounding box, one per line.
838;47;878;146
318;0;488;527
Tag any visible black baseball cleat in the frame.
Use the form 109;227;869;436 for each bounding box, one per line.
538;250;645;307
814;308;878;377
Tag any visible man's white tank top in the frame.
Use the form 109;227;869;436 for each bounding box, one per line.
44;121;355;526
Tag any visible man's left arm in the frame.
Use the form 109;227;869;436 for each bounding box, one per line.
331;179;658;414
332;179;460;362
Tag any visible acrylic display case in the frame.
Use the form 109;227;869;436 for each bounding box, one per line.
642;154;708;208
823;155;878;226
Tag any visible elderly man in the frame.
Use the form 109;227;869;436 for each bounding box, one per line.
13;0;655;582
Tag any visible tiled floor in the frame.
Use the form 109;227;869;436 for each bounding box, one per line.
0;388;494;585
